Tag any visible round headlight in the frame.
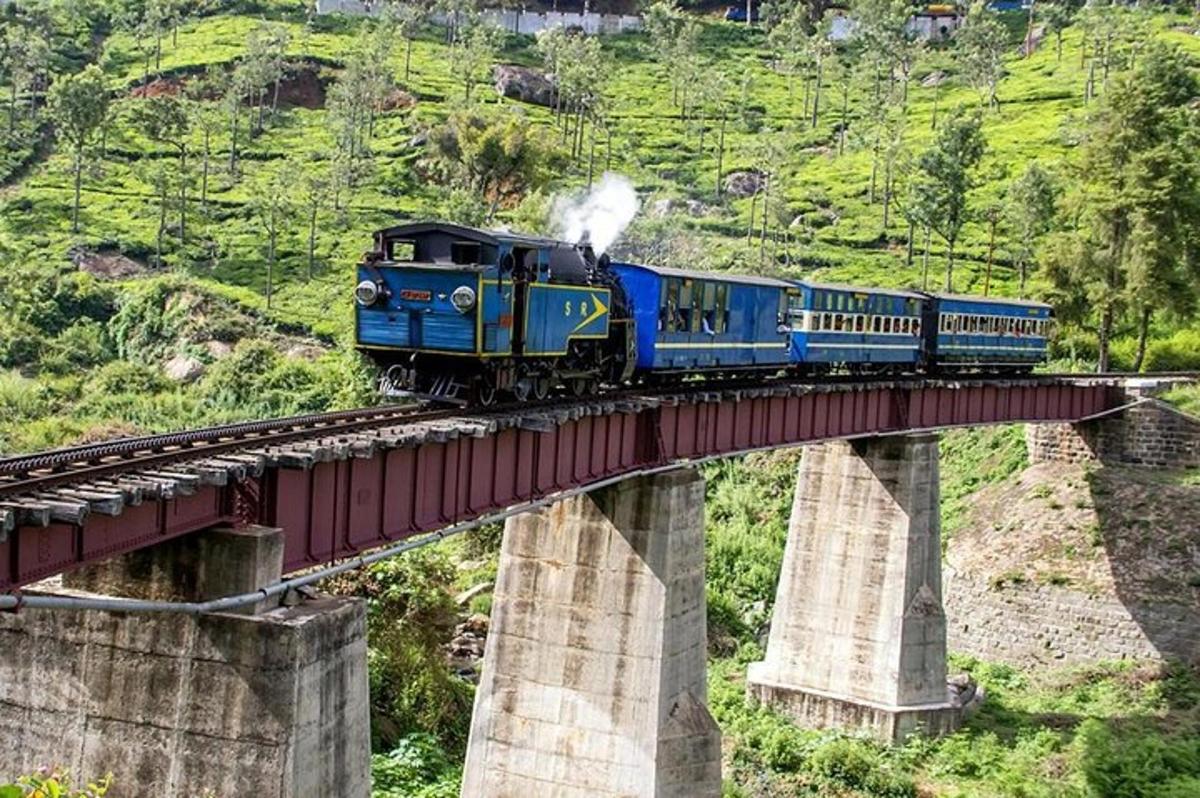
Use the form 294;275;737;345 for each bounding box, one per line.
451;285;477;313
355;280;380;306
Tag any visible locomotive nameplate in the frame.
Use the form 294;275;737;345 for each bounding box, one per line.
400;289;433;301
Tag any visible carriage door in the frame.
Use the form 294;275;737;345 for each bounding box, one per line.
507;248;535;356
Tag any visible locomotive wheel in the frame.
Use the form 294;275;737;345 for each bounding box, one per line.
532;376;551;401
476;376;497;406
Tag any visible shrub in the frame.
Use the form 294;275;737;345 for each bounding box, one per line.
807;737;917;798
41;319;115;375
1077;718;1200;798
371;733;461;798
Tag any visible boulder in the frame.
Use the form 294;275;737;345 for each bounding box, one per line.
164;355;205;383
724;170;765;198
205;340;233;359
493;64;558;108
921;70;947;88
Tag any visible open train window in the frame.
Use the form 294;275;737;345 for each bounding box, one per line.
912;319;920;336
715;283;729;333
450;241;483;265
661;278;683;332
873;317;882;333
386;240;416;261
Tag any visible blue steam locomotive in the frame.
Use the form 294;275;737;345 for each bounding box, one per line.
355;222;1051;404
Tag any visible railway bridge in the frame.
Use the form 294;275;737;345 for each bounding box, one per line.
0;374;1192;797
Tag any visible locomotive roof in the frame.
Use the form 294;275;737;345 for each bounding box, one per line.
617;262;794;289
374;221;577;250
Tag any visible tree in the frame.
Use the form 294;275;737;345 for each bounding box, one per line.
449;22;502;102
1046;46;1200;372
249;166;295;310
296;158;330;279
393;1;427;83
428;108;553;221
911;108;985;291
1041;1;1077;63
132;96;189;265
50;65;110;234
957;2;1006;109
1005;162;1058;296
186;67;226;215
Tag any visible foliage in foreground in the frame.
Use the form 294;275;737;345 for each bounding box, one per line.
0;770;111;798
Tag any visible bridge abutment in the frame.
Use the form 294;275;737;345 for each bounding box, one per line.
747;434;972;743
0;525;370;798
461;468;722;798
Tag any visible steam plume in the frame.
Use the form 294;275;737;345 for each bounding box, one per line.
551;173;639;256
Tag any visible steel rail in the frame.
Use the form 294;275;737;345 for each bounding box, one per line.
0;370;1184;500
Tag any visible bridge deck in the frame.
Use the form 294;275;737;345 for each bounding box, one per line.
0;377;1121;593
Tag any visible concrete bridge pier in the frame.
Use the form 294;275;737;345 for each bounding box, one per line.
747;434;970;743
462;468;722;798
0;525;370;798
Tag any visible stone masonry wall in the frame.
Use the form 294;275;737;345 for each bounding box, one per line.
1027;399;1200;469
945;566;1200;666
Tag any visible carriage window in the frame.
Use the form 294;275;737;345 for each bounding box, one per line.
386;240;416;261
884;318;893;333
663;279;683;332
834;314;844;331
853;315;863;332
899;318;909;334
873;317;882;333
822;313;831;331
912;319;921;336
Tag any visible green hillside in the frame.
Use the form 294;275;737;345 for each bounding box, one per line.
2;2;1199;451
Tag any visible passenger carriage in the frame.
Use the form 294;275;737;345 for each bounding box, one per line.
609;263;795;375
930;294;1051;373
788;282;930;372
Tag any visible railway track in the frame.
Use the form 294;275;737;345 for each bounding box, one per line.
0;371;1173;523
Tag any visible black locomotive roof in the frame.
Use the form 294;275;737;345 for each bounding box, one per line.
374;221;575;251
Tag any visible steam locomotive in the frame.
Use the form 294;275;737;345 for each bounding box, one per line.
355;222;1051;405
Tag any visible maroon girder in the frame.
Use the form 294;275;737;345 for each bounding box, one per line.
0;378;1119;592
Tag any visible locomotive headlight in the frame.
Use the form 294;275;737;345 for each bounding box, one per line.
355;280;380;306
450;285;476;313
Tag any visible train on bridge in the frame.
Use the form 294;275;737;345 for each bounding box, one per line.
355;222;1051;404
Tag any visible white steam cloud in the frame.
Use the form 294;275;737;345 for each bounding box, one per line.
551;173;640;256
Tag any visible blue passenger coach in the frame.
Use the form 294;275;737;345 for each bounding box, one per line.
790;282;928;370
610;263;795;373
932;294;1051;370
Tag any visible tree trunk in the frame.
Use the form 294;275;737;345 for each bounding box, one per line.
229;108;239;173
716;114;726;200
1056;31;1063;63
882;163;892;231
983;216;997;295
587;122;597;189
838;83;848;155
921;226;931;289
747;192;758;245
759;175;769;266
1097;304;1113;373
869;133;880;203
157;175;167;268
810;60;822;128
905;218;915;268
267;220;276;309
405;37;414;82
1019;258;1027;298
71;144;83;234
944;239;955;292
308;206;318;280
155;34;162;72
8;84;16;138
201;129;210;211
178;147;187;246
272;75;281;117
1131;306;1152;372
